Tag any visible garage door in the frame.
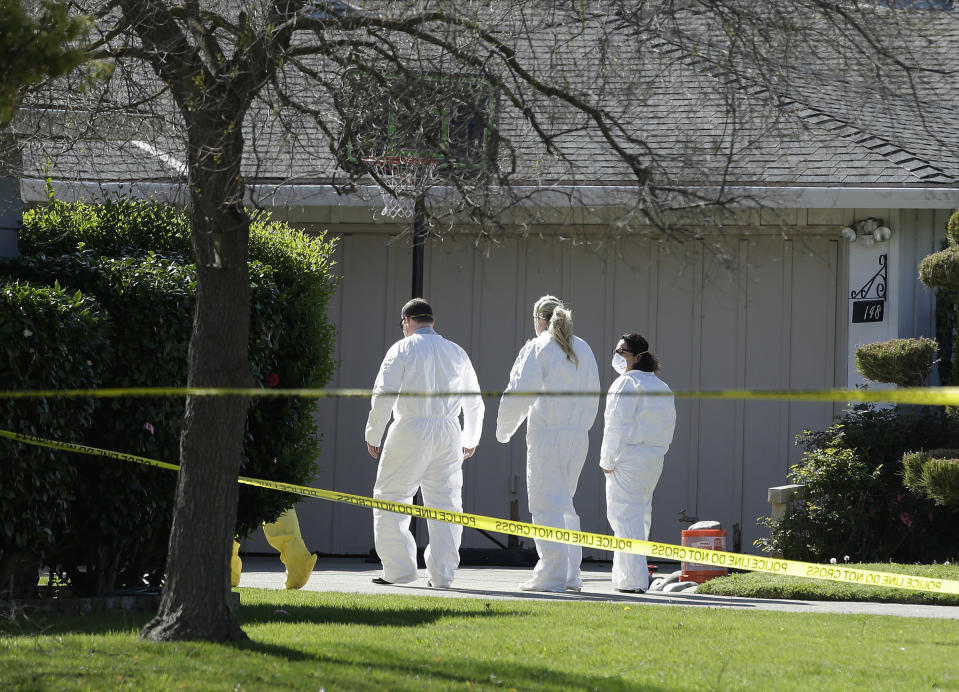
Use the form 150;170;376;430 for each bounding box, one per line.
272;228;841;557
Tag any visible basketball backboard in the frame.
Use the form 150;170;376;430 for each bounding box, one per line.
337;68;497;176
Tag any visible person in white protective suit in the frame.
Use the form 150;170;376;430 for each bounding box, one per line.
601;332;676;593
496;296;599;592
365;298;485;588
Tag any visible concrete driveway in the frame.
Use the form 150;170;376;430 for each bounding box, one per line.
235;556;959;620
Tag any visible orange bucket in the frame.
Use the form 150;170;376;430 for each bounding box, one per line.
680;528;728;583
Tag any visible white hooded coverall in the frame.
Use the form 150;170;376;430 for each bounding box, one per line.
601;370;676;591
496;331;599;591
365;327;484;587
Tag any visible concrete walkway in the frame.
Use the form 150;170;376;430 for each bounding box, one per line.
236;556;959;620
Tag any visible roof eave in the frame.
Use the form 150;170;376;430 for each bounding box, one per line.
21;178;959;211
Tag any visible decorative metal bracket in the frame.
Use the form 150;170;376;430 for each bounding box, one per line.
851;253;887;300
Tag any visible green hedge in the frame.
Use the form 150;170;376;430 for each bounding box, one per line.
757;405;959;563
239;217;338;532
0;280;108;597
18;197;193;256
1;199;338;595
21;198;337;387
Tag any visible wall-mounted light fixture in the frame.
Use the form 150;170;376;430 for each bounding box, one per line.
839;218;892;246
873;225;892;243
839;226;857;242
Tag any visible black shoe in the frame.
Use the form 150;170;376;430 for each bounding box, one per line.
616;588;645;594
371;577;393;585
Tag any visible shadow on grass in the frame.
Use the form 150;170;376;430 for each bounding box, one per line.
238;600;522;628
0;599;518;637
0;608;153;637
1;589;796;639
232;638;676;691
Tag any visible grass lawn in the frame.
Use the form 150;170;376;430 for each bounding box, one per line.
697;562;959;605
1;588;958;691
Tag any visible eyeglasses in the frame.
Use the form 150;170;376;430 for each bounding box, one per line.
614;347;631;356
400;314;432;328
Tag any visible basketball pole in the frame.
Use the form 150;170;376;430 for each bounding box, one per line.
410;193;427;542
411;195;427;298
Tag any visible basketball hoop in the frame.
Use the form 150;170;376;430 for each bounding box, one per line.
361;156;441;218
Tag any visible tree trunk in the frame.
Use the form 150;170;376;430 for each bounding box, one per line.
141;109;252;642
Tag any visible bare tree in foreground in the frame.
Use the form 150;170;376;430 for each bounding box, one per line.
21;0;949;640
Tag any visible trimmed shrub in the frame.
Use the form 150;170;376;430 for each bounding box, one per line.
903;450;933;491
0;280;108;597
947;209;959;248
757;405;959;563
919;247;959;292
903;449;959;507
919;458;959;507
854;337;937;387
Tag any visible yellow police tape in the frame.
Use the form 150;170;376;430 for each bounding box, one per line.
2;427;957;596
4;385;959;406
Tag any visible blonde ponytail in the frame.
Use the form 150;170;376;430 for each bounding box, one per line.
533;295;578;366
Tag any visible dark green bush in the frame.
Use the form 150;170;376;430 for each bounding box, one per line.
0;280;108;597
916;218;959;386
757;405;959;563
238;216;338;535
934;283;959;386
854;337;937;387
2;199;337;594
22;200;337;388
0;251;291;592
22;200;339;538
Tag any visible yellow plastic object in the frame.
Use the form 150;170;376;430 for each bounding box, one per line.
263;507;317;589
231;540;242;588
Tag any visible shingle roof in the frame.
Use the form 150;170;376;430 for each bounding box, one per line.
10;4;959;195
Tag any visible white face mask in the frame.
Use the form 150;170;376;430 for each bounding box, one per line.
611;353;628;375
